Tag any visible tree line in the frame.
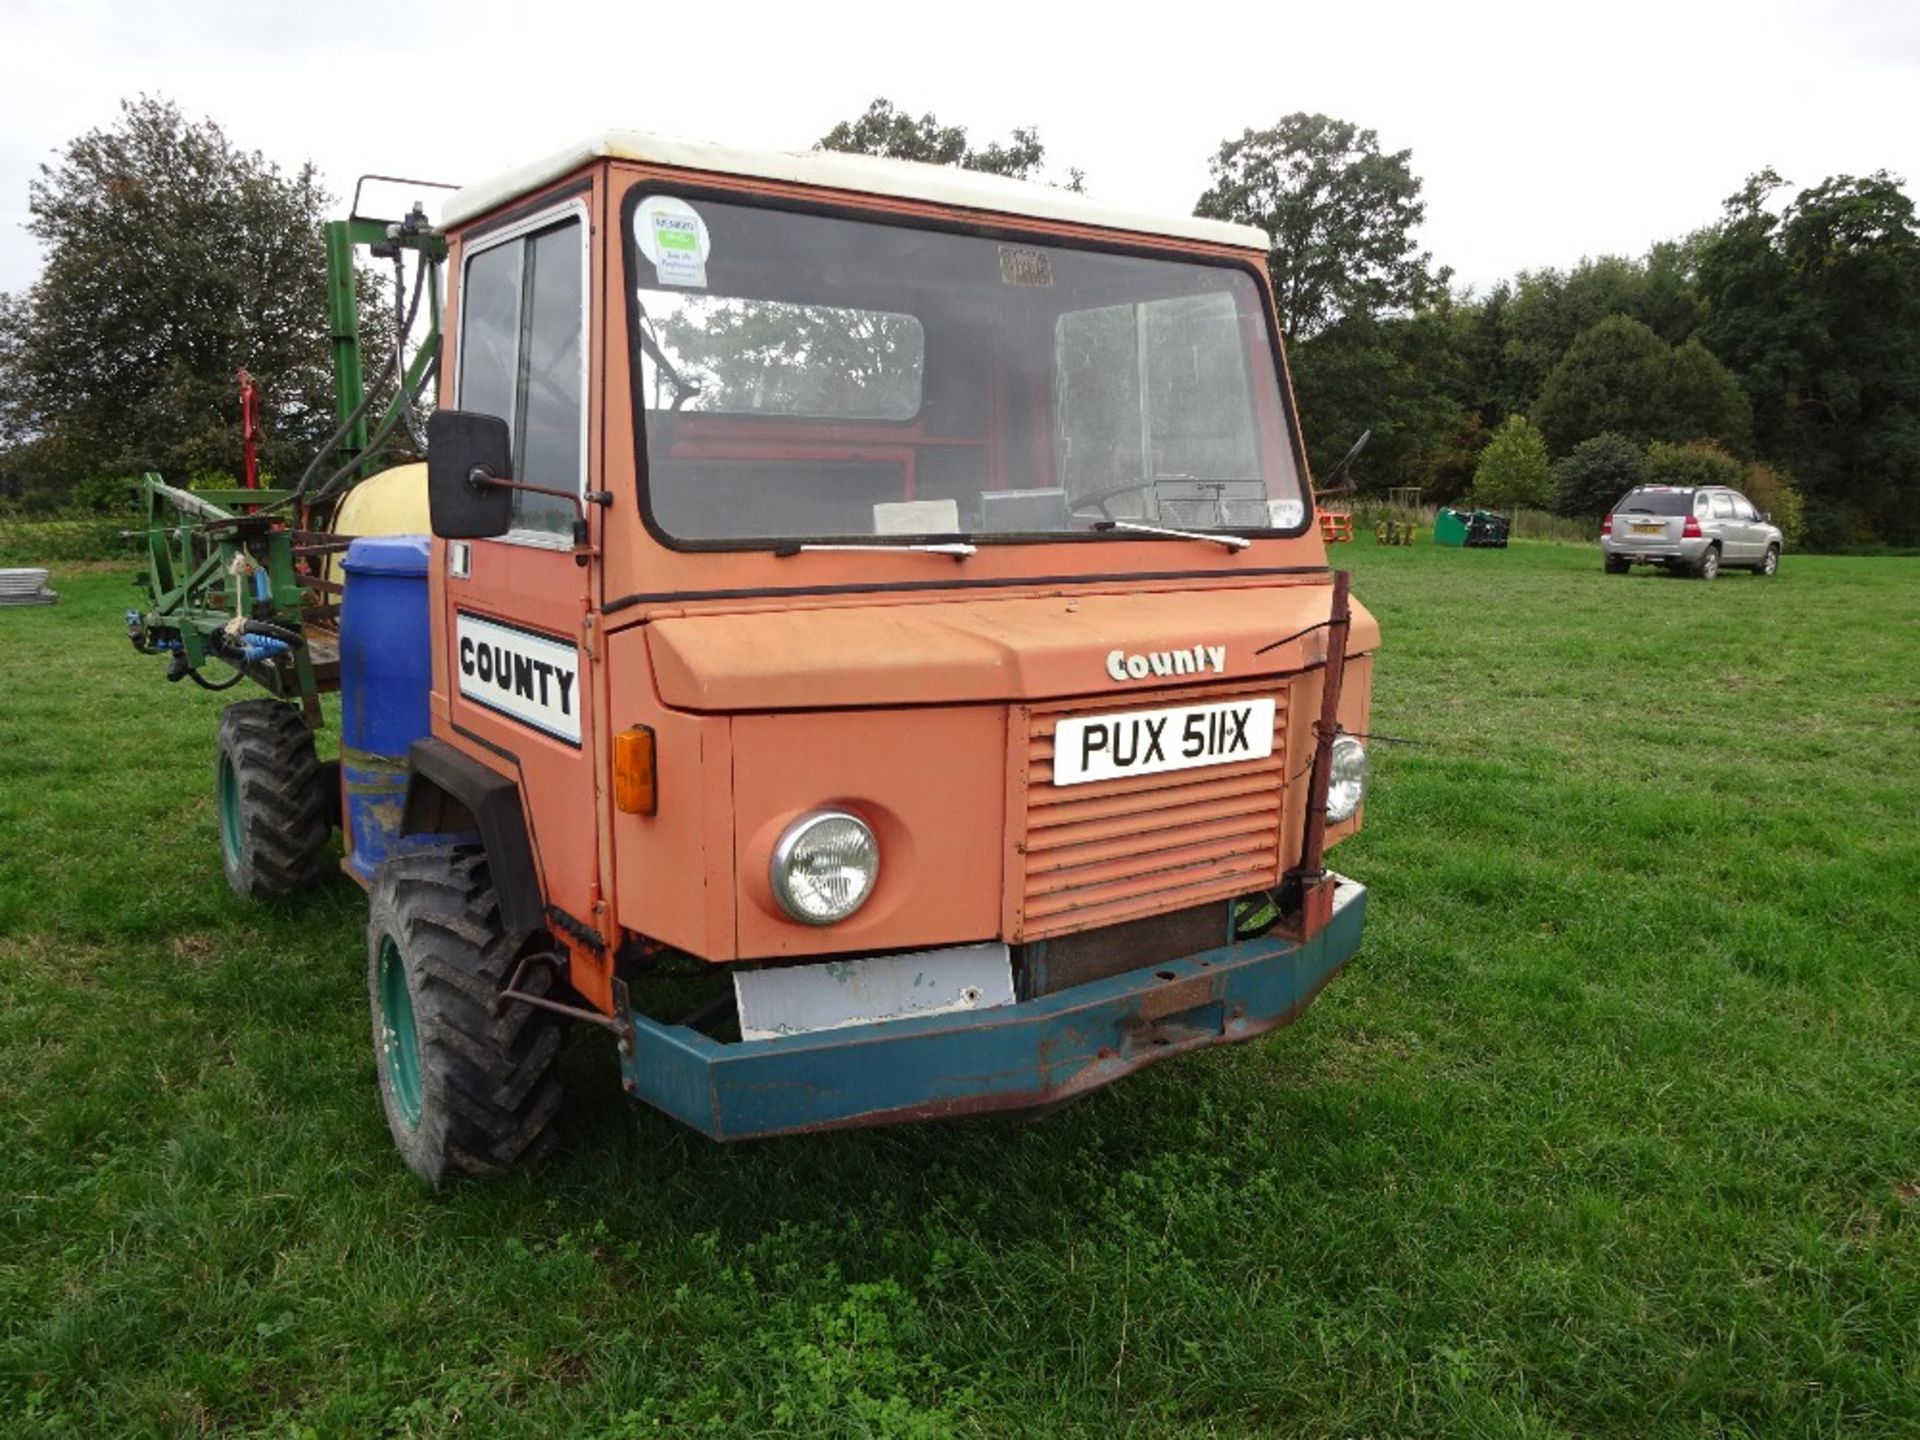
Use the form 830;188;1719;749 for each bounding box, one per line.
1188;117;1918;547
0;99;366;508
3;97;1914;547
827;100;1917;546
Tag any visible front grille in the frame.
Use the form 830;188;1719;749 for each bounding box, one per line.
1020;901;1231;997
1009;682;1289;941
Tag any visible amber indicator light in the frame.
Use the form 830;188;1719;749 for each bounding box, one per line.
613;726;657;815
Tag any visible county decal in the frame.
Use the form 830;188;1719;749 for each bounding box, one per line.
454;612;581;745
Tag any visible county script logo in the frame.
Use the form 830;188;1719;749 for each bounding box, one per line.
1104;644;1228;682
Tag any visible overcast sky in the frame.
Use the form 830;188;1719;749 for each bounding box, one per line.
4;0;1917;300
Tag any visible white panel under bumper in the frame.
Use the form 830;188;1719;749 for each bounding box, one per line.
734;942;1015;1041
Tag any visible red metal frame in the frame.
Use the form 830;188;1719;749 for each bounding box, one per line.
237;369;261;490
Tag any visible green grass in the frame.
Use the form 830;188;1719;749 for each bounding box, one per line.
1;544;1915;1437
0;515;142;566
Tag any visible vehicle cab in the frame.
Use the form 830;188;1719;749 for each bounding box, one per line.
404;131;1379;1145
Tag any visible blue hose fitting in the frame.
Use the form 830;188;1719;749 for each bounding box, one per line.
238;635;291;665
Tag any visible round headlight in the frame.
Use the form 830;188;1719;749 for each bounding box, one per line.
770;811;880;925
1325;734;1369;824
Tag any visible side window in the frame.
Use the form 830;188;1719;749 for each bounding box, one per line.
1731;495;1756;520
460;245;521;432
458;215;586;537
1694;493;1713;516
1710;493;1734;519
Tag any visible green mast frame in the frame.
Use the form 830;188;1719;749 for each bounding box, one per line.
128;189;449;725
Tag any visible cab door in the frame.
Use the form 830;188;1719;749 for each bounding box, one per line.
441;199;604;939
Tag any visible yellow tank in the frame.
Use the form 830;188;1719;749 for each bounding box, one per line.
326;463;429;584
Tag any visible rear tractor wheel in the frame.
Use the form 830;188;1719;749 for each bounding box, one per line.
214;700;330;898
367;843;564;1188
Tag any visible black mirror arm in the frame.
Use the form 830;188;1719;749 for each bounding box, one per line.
465;467;613;563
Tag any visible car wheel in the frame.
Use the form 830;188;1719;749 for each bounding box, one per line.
1757;545;1779;578
1694;545;1720;581
1604;556;1632;575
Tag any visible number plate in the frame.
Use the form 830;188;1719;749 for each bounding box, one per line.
1631;523;1664;535
1052;698;1276;787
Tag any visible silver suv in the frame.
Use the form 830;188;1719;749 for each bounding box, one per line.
1601;485;1783;579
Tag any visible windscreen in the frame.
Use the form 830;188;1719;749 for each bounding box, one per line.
627;192;1304;546
1617;489;1693;516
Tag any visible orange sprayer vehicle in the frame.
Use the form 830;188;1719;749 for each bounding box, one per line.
151;132;1381;1185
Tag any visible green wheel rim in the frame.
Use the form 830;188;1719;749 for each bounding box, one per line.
378;938;425;1130
216;752;243;866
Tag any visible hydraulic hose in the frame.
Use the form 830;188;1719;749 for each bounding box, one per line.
186;665;247;692
392;247;431;452
305;348;439;507
271;248;437;512
239;618;304;647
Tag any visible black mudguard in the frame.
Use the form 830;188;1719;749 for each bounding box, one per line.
401;737;544;934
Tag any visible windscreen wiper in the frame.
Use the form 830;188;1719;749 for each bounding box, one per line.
1092;519;1250;552
772;541;977;560
634;297;702;411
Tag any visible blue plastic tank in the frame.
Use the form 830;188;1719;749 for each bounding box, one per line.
339;535;433;885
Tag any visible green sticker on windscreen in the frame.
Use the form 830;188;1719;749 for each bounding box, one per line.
635;196;710;287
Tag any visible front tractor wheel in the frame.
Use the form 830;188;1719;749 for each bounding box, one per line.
367;844;564;1188
214;700;330;898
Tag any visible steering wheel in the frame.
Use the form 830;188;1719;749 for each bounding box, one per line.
1067;478;1159;523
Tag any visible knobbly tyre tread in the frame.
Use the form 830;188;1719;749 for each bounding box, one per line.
215;700;330;897
368;843;564;1186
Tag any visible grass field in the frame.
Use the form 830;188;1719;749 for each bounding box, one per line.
2;542;1916;1437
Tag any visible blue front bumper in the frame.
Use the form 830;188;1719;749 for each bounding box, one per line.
620;877;1366;1141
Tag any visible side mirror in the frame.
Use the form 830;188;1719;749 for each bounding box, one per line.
1761;511;1772;523
426;410;513;539
1313;428;1373;500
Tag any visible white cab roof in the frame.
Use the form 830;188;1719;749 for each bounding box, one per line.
440;130;1272;252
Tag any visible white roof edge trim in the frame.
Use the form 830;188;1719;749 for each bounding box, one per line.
440;130;1273;253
